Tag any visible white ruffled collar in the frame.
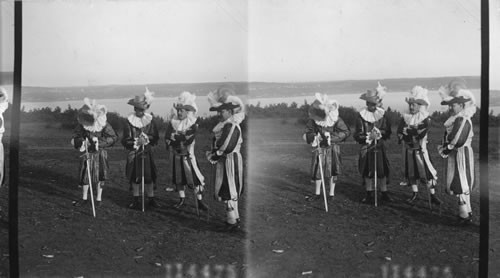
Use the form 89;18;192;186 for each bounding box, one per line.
314;110;338;127
231;111;246;125
359;107;385;123
403;111;429;126
444;107;476;129
82;117;106;133
127;112;153;129
170;114;197;133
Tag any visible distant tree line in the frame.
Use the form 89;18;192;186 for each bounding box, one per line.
247;101;497;127
1;105;241;133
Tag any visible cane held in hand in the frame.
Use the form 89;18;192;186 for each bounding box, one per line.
84;138;96;217
315;133;328;212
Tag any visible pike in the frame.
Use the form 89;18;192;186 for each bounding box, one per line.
84;138;96;217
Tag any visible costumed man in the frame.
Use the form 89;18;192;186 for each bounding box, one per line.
206;85;245;231
437;80;477;224
353;82;392;204
397;86;442;205
303;93;350;201
122;88;160;210
165;91;208;211
71;98;118;207
0;87;8;187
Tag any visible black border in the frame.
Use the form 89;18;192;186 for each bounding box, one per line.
6;1;493;277
479;0;490;277
8;1;21;277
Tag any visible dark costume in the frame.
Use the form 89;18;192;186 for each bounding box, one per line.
353;108;392;181
122;114;159;185
73;123;118;185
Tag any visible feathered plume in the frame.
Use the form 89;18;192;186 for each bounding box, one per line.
144;87;155;105
375;82;387;100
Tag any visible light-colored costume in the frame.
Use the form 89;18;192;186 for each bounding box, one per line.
165;91;206;210
353;82;392;204
438;80;476;223
207;85;245;230
397;86;441;205
303;93;350;200
71;98;118;206
0;88;8;186
121;88;160;209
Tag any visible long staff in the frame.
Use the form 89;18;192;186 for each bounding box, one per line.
373;137;378;207
141;144;145;212
316;134;328;212
85;138;96;217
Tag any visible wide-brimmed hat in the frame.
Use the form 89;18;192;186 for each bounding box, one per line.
173;91;197;112
360;82;387;104
208;84;243;112
77;98;107;127
439;86;473;105
308;93;339;122
406;86;430;106
128;87;154;110
209;95;241;112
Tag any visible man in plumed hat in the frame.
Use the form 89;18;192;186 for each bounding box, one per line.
72;98;118;207
438;80;477;224
165;91;208;211
303;93;350;201
122;88;160;210
397;86;442;205
206;85;245;232
353;82;392;205
0;87;8;187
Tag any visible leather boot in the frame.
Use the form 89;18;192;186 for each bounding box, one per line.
174;198;185;208
406;192;418;204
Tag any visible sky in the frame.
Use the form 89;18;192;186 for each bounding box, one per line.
0;0;498;89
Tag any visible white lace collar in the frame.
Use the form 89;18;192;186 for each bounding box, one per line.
170;114;197;133
314;110;338;127
359;107;385;123
127;112;153;128
444;107;475;129
403;111;429;126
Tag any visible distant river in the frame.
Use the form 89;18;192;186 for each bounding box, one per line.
17;89;500;117
249;89;499;115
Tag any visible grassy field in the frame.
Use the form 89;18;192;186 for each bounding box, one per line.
246;118;494;278
0;122;247;277
0;117;498;277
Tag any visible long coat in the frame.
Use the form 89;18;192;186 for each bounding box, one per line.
73;123;118;186
443;116;474;195
121;116;159;184
353;112;391;180
211;120;243;201
304;117;350;180
397;116;438;184
165;118;205;189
